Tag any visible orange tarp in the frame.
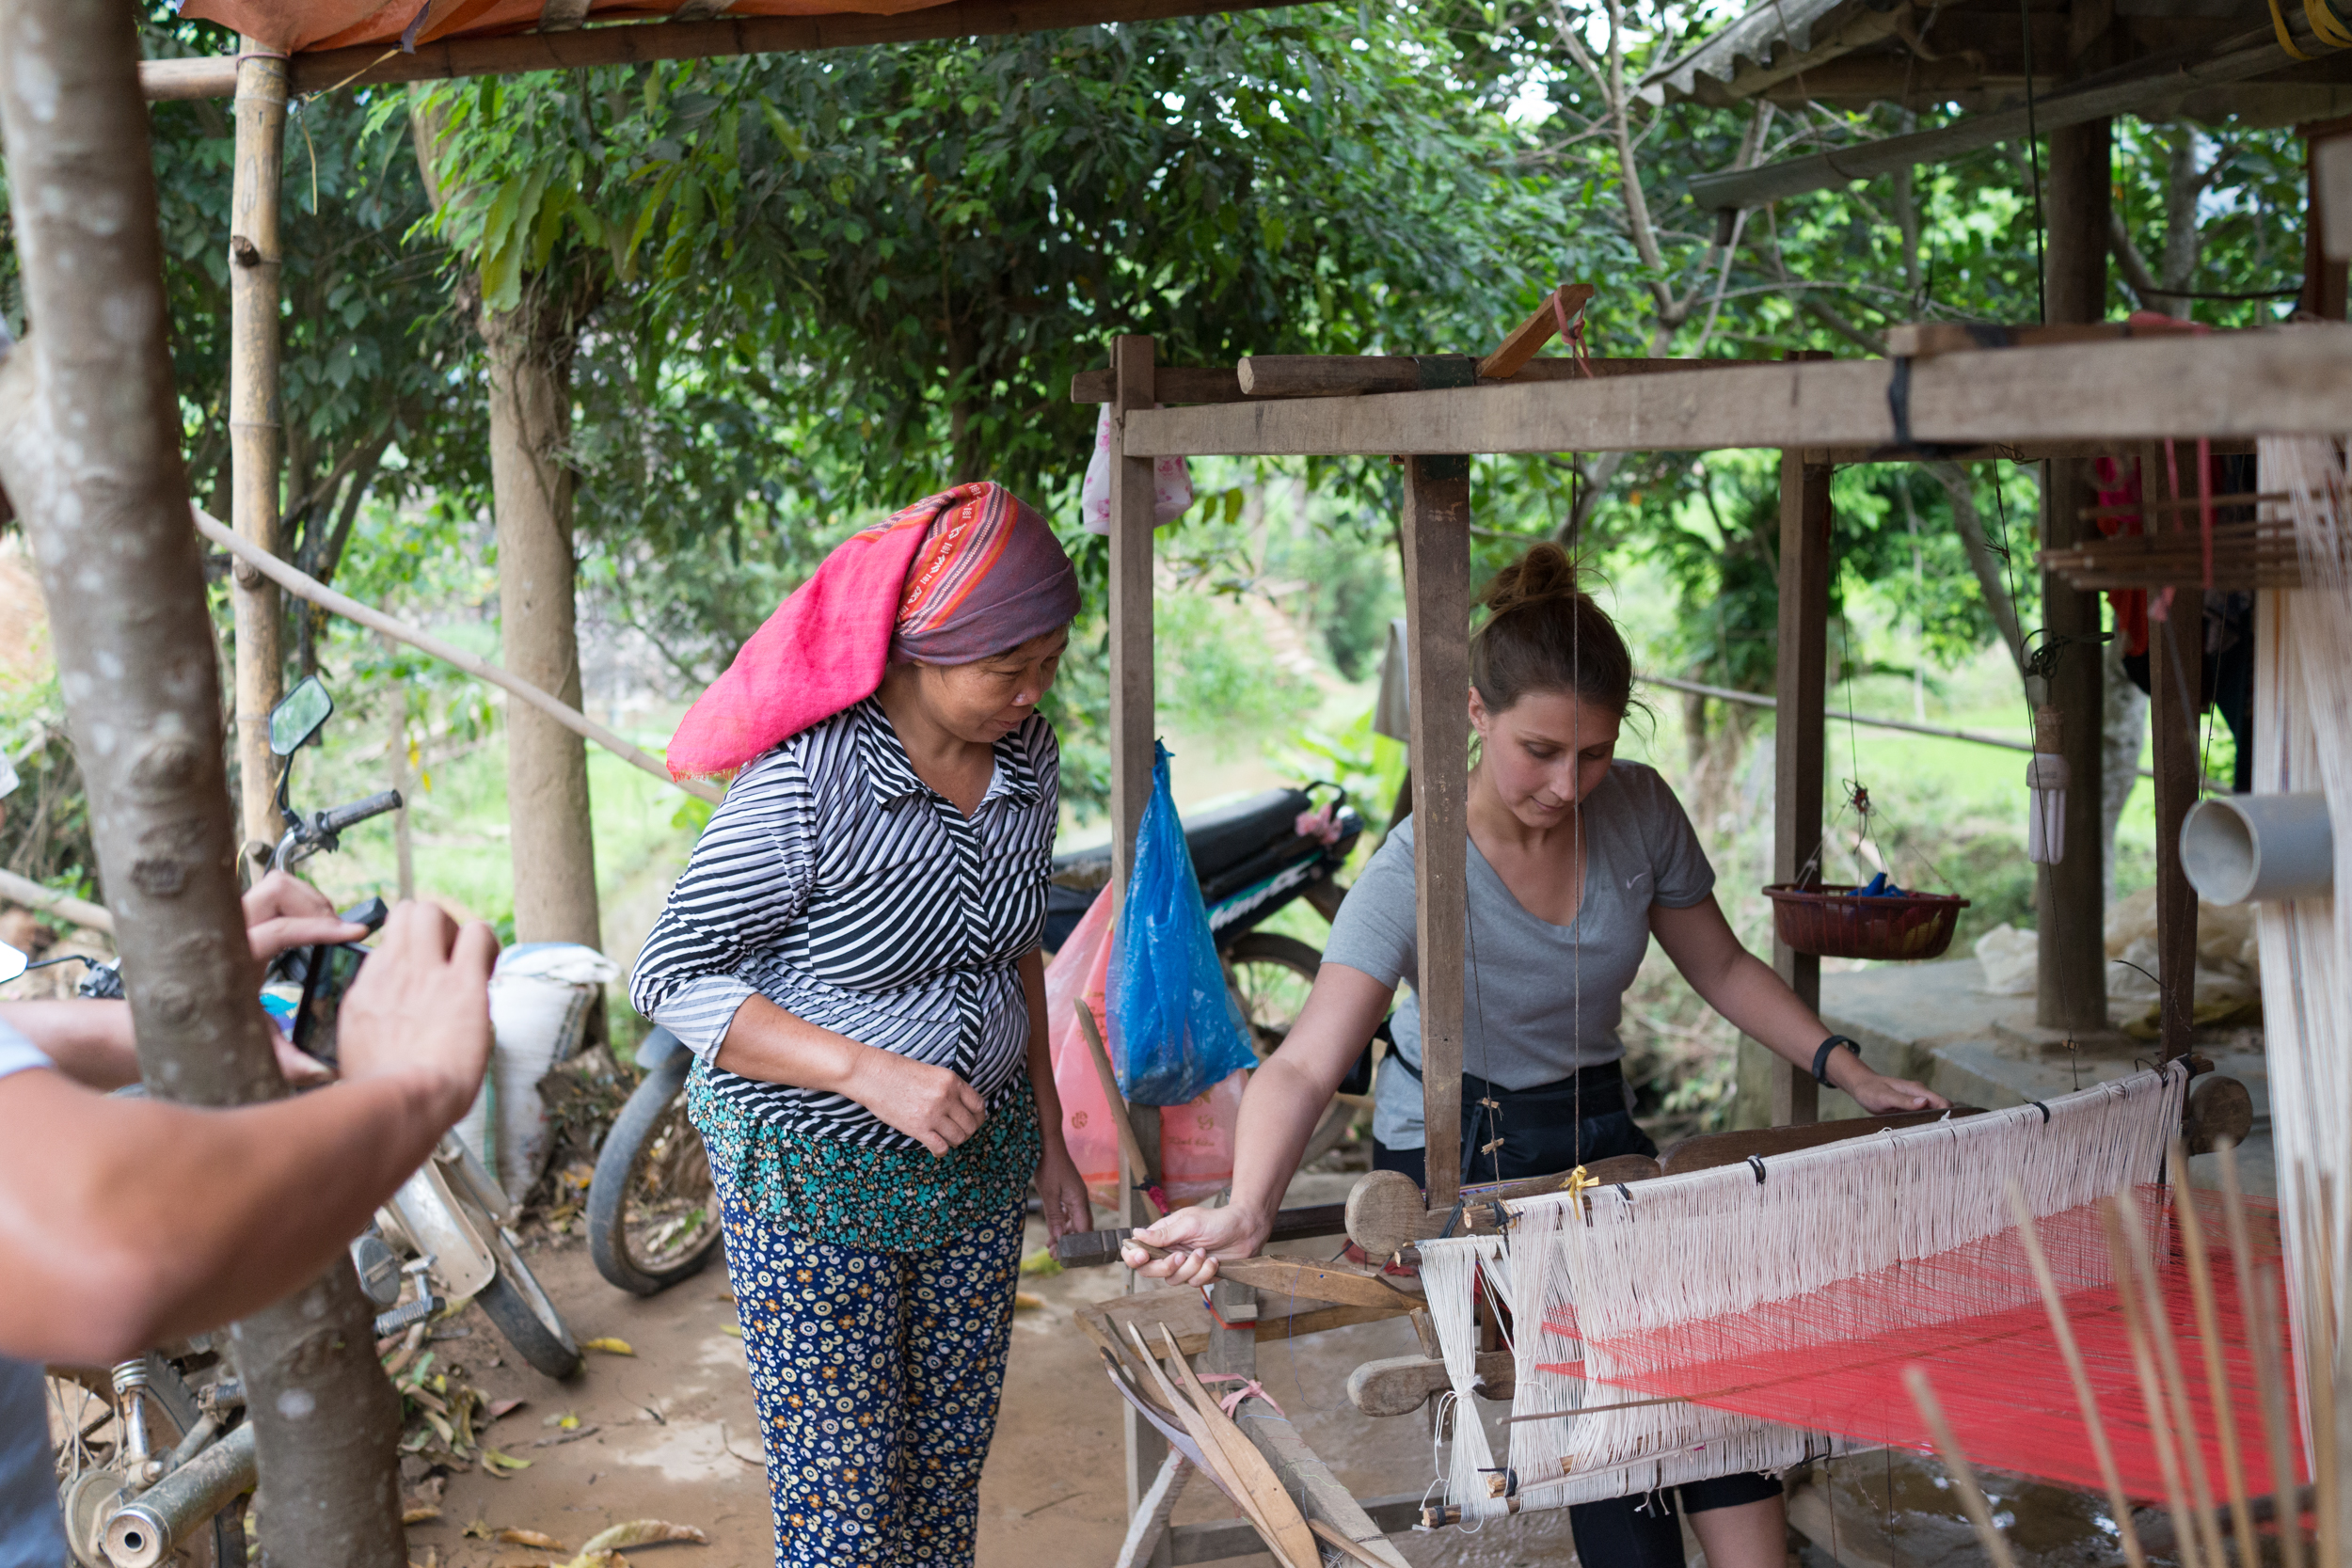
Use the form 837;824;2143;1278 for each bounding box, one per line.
184;0;962;55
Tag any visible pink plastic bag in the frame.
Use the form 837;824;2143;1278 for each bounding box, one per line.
1156;1068;1248;1208
1043;890;1120;1212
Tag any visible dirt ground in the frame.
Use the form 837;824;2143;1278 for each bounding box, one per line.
401;1210;1590;1568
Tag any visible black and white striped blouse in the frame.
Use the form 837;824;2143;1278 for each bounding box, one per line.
629;698;1058;1148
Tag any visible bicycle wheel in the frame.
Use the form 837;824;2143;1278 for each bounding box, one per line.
477;1227;583;1381
1223;930;1359;1166
49;1355;246;1568
587;1062;723;1296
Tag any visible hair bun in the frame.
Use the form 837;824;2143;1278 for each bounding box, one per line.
1476;540;1583;618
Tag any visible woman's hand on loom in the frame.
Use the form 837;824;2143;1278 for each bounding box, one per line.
1118;1202;1270;1286
840;1047;988;1155
1836;1063;1947;1115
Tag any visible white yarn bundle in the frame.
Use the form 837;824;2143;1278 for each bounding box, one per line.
1417;1234;1514;1522
2254;435;2352;1417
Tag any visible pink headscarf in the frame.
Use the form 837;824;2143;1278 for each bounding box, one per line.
666;482;1078;781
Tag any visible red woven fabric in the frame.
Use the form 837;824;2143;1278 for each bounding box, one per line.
1557;1187;2304;1500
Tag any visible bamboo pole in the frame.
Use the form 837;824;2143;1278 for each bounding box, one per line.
2116;1183;2232;1568
2101;1196;2211;1568
0;867;115;935
0;7;406;1562
194;508;723;804
2220;1143;2306;1568
1903;1367;2022;1568
229;35;288;856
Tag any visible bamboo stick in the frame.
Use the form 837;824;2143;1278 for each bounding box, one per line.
0;867;115;935
2101;1195;2211;1568
2004;1183;2151;1568
2169;1142;2262;1568
1074;1005;1162;1223
2219;1142;2306;1568
2116;1184;2233;1568
229;40;289;850
1903;1366;2022;1568
192;507;723;805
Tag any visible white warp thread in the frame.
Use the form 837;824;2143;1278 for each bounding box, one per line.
1497;1068;2186;1507
2254;435;2352;1418
1419;1234;1514;1521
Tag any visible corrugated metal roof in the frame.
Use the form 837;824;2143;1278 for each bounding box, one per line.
1639;0;1859;103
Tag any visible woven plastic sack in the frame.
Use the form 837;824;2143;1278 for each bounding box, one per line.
1108;743;1258;1107
1043;885;1121;1211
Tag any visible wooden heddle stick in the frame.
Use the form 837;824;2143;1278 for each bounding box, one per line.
1478;281;1597;381
1115;1241;1422;1311
1073;1004;1164;1222
1153;1323;1322;1568
193;505;723;805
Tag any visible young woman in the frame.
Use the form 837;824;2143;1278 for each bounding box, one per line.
1125;542;1945;1568
631;482;1094;1568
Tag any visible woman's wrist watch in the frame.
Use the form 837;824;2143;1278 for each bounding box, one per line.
1811;1035;1862;1085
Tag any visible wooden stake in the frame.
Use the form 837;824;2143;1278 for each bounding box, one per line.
2004;1184;2152;1568
1075;1005;1162;1223
1309;1518;1395;1568
2169;1141;2263;1568
1112;1450;1190;1568
1769;445;1829;1125
2116;1184;2232;1568
2101;1196;2211;1568
1903;1366;2022;1568
229;36;289;854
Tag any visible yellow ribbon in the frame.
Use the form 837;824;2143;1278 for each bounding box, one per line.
1564;1164;1598;1208
2275;0;2319;59
2307;0;2352;49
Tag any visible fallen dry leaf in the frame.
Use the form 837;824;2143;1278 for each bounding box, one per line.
479;1449;532;1477
400;1506;441;1525
1013;1291;1045;1311
550;1518;709;1568
719;1325;743;1339
462;1519;495;1540
485;1398;527;1422
580;1337;635;1356
497;1528;565;1549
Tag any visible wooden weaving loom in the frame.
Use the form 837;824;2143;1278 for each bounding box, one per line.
1053;308;2326;1567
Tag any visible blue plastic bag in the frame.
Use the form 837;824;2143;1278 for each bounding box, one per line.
1108;743;1259;1107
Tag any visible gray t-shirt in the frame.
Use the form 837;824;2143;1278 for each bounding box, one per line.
1322;761;1716;1151
0;1020;67;1568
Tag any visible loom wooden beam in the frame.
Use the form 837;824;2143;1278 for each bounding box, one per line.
1165;1497;1430;1565
2150;604;2203;1062
1770;438;1831;1128
1345;1349;1515;1417
1107;330;1165;1530
136;0;1302;101
1655;1105;1989;1175
1118;329;2352;458
1401;455;1472;1212
1073;355;1773;404
1342;1158;1661;1259
2037;120;2115;1036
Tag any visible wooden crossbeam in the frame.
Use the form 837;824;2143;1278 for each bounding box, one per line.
137;0;1300;101
1070;355;1768;404
1117;329;2352;457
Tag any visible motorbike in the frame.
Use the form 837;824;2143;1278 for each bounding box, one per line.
585;783;1364;1297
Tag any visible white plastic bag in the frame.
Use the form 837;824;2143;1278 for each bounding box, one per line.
457;942;621;1200
1975;924;2038;996
1080;404;1193;534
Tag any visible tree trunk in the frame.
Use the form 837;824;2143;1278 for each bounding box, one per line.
0;7;406;1565
229;37;287;855
484;289;601;948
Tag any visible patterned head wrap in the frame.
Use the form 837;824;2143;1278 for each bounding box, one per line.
665;483;1078;781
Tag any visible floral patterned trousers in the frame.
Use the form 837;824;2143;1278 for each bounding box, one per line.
719;1184;1025;1566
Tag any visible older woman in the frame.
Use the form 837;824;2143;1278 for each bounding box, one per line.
631;482;1092;1568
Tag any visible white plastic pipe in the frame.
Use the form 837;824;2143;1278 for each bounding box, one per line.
2026;753;2070;865
2181;793;2336;904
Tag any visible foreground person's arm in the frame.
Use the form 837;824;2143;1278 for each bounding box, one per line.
1120;962;1392;1286
0;903;496;1364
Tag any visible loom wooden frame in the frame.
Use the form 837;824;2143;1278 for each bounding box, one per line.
1088;325;2338;1560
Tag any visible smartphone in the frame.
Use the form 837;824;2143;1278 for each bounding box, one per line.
292;942;368;1068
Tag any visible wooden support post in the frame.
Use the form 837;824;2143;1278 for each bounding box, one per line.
2036;118;2114;1034
229;38;287;854
1765;448;1830;1127
2150;613;2201;1061
2304;115;2352;321
1108;332;1168;1533
1402;456;1471;1209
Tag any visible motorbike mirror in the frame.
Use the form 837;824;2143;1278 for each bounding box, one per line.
269;676;335;757
0;942;24;986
